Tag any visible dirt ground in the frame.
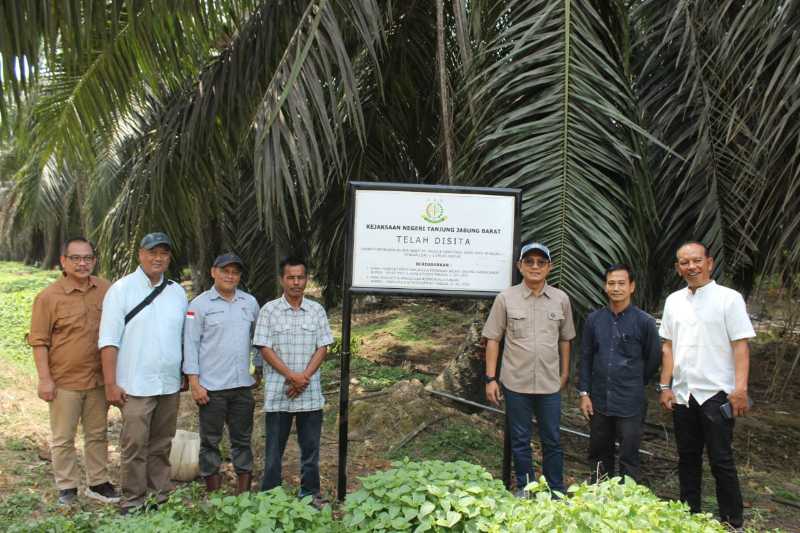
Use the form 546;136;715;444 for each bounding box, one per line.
1;297;799;531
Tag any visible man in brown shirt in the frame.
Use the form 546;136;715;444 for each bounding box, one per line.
27;237;119;505
483;242;575;496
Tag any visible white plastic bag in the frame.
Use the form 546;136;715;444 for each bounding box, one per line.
169;429;200;481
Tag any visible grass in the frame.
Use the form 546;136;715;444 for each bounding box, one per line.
388;420;502;471
0;261;60;372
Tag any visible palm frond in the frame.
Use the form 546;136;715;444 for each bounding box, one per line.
456;0;650;315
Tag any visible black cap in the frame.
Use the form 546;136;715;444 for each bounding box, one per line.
213;253;244;269
140;232;172;250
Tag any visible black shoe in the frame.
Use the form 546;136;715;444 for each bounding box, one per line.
58;488;78;506
85;482;121;504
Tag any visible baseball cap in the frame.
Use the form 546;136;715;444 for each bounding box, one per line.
140;232;172;250
213;253;244;269
519;242;551;262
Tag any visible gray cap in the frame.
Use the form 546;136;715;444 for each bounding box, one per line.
140;232;172;250
213;253;244;269
519;242;551;261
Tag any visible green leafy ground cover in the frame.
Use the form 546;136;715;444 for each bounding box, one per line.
0;262;59;371
8;461;731;533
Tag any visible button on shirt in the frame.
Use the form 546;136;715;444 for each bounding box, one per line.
27;275;111;390
482;283;576;394
579;305;661;417
183;287;260;391
659;281;755;406
252;296;333;413
98;267;188;397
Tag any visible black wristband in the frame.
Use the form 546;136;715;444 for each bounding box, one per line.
483;375;498;384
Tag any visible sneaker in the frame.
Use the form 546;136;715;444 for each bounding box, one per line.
85;482;121;504
58;488;78;505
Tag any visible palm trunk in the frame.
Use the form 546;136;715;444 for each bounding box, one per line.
436;0;455;183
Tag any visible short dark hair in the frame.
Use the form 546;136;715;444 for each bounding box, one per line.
605;263;634;283
61;237;95;256
676;241;709;258
279;255;307;276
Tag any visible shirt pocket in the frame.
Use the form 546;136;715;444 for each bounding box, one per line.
620;331;643;360
507;309;529;340
54;303;85;331
205;310;226;328
545;309;564;338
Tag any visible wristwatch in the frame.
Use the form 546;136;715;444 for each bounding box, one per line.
483;375;498;384
655;383;671;393
578;391;589;397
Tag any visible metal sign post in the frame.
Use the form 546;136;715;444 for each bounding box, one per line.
336;182;521;501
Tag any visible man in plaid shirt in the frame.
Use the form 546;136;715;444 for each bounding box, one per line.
253;256;333;505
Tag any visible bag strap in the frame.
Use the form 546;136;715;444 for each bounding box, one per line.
124;279;174;325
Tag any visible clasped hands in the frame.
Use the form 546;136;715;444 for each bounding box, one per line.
285;371;310;399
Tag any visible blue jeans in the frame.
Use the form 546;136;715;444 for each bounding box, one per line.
260;410;322;497
504;386;565;493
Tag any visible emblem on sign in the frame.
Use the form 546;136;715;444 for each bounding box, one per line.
422;199;447;224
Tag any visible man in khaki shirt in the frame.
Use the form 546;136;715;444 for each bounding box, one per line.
27;237;119;505
483;242;575;495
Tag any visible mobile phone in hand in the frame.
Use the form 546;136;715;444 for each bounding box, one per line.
720;397;753;419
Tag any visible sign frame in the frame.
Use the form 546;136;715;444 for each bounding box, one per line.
337;181;521;500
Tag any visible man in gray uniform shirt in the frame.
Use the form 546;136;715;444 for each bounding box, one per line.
183;253;261;494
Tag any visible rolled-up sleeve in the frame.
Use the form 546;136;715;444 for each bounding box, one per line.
27;292;53;347
98;285;125;349
182;302;203;375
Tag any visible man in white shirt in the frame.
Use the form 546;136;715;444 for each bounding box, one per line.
99;232;188;514
658;242;754;529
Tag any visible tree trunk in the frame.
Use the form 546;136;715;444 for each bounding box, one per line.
436;0;455;183
426;303;489;406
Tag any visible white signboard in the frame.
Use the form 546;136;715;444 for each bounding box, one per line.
351;188;517;293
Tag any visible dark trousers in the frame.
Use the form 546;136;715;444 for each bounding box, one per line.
673;392;743;527
503;386;565;493
588;411;643;482
198;387;255;477
260;410;323;497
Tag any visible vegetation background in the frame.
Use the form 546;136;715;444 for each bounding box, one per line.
1;0;799;314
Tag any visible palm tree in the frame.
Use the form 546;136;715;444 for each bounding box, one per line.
1;0;799;315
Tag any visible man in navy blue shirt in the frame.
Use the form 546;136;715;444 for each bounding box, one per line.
578;264;660;482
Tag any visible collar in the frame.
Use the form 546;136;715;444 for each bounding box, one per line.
279;294;308;311
607;303;633;318
686;279;716;298
209;286;243;302
520;281;552;299
135;266;164;288
58;275;97;294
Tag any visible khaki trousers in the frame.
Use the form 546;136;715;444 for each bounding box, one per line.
48;386;110;490
119;393;179;509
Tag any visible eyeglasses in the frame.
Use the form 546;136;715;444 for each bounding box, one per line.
521;258;550;267
66;255;96;264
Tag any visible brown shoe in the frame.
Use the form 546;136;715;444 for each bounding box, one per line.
235;472;252;495
205;473;221;493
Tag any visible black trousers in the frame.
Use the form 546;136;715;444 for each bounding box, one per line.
588;411;643;482
673;392;743;527
198;387;256;477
